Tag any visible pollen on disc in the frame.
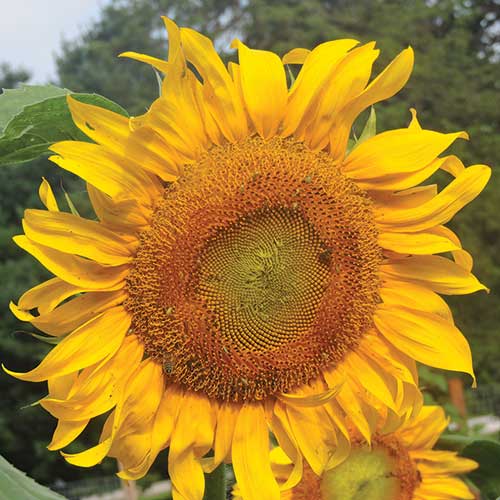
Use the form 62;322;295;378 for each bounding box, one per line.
125;136;381;402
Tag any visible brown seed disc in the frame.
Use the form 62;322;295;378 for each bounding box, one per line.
125;136;381;402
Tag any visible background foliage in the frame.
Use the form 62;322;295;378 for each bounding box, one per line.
0;0;498;488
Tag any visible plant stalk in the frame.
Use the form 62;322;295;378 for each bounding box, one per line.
204;462;226;500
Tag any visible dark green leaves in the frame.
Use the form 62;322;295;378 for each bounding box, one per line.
0;85;69;132
0;85;128;167
356;107;377;146
462;440;500;500
0;454;66;500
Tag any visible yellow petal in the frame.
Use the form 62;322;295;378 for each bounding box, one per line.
397;405;448;449
144;94;207;160
3;306;130;382
135;18;213;159
380;255;487;295
49;141;159;203
119;51;170;73
48;372;77;399
374;305;475;384
271;401;303;491
180;26;247;142
343;351;397;411
415;476;475;500
278;383;343;408
333;381;374;443
66;96;177;181
282;47;311;65
440;154;466;177
17;277;84;315
42;335;143;421
23;209;132;265
227;62;247;122
303;43;379;150
282;39;359;136
202;402;239;473
372;184;438;210
47;419;88;451
14;236;129;290
329;47;414;160
378;227;460;255
232;404;280;500
437;226;473;272
380;280;454;323
193;71;224;146
412;450;478;475
170;449;204;500
119;384;183;480
286;403;335;476
408;108;421;131
344;128;468;180
168;392;216;500
113;360;165;436
62;359;163;467
321;399;352;469
356;157;442;192
110;363;164;472
87;184;151;231
232;40;287;139
39;178;59;211
14;290;126;336
376;165;491;232
142;22;210;161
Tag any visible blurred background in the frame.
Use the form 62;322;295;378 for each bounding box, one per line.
0;0;498;498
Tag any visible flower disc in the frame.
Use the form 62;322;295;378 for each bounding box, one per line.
279;435;420;500
126;137;381;401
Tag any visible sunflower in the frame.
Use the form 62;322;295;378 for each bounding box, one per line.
234;406;478;500
4;17;489;500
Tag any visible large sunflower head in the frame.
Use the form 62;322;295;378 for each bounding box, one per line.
233;406;479;500
5;17;489;500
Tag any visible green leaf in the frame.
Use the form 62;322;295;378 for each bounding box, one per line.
356;106;377;146
0;454;66;500
346;138;356;155
437;433;479;451
461;440;500;500
29;333;64;345
0;85;128;167
62;186;80;216
0;84;69;132
14;329;64;345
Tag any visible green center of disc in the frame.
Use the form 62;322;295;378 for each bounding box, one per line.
195;206;332;351
320;446;400;500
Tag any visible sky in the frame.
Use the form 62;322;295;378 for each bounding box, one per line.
0;0;110;83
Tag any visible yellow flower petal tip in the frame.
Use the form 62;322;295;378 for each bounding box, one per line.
282;47;310;65
1;363;25;381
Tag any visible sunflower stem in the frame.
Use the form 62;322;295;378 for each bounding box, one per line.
204;463;226;500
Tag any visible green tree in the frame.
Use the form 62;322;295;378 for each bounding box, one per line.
0;66;60;484
0;64;30;90
56;0;244;114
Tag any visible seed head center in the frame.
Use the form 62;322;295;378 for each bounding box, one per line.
125;136;381;402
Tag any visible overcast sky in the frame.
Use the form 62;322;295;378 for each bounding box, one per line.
0;0;110;83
